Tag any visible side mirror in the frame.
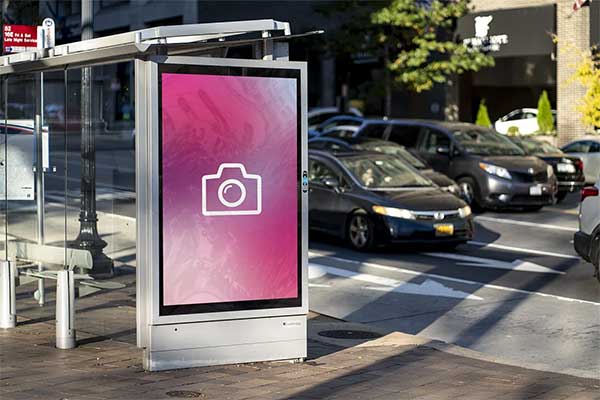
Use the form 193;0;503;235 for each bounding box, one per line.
322;177;341;190
436;146;450;156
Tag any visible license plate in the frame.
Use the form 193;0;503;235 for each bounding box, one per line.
434;224;454;236
557;163;575;173
529;185;543;196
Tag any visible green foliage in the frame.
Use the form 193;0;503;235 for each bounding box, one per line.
507;126;520;136
318;0;494;94
371;0;495;93
573;48;600;130
536;90;554;134
475;100;492;128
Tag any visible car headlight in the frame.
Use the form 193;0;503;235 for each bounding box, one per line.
458;205;472;218
372;205;416;220
547;164;554;178
479;162;512;180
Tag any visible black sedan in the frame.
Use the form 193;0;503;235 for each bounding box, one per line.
308;150;474;251
308;137;464;199
509;136;585;202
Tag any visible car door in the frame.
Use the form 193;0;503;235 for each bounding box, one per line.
416;127;452;175
563;141;594;183
518;111;539;135
495;110;523;134
586;141;600;183
308;157;348;234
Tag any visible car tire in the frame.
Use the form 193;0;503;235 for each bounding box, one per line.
556;192;568;203
457;177;482;211
593;234;600;283
347;212;376;251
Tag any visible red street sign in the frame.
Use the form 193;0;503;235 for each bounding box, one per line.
3;24;38;54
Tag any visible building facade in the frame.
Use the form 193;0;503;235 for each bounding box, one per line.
30;0;600;144
459;0;599;144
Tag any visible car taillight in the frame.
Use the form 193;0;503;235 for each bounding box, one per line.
574;159;584;171
581;186;599;201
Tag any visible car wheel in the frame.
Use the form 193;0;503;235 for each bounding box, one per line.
347;212;375;251
556;191;568;203
457;177;482;211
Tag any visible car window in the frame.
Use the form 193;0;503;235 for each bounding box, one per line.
360;124;388;139
320;118;362;132
308;159;337;183
563;141;591;153
522;112;536;119
590;142;600;153
308;140;350;152
453;127;525;156
387;125;421;148
321;128;356;140
339;155;432;188
506;112;523;121
421;129;450;154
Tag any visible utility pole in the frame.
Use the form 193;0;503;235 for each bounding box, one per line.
72;0;113;278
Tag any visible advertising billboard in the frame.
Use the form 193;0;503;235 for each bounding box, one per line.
158;64;301;316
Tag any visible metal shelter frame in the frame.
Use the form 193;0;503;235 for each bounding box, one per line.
0;19;313;369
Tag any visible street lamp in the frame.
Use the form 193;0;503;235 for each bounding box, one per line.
71;0;113;278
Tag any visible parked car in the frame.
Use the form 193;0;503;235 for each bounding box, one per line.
314;115;364;133
308;137;463;198
509;136;585;202
574;180;600;282
308;150;473;250
561;139;600;184
495;108;556;135
353;120;558;210
319;124;362;140
308;107;363;130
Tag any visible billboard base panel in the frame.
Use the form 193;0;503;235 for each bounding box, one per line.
143;314;307;371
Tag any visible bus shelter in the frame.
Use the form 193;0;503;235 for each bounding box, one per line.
0;20;311;371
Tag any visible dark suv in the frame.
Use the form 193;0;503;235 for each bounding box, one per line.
354;120;558;210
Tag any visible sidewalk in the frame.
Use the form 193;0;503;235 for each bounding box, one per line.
1;267;599;400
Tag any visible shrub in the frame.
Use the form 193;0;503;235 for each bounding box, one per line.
475;100;492;128
537;90;554;134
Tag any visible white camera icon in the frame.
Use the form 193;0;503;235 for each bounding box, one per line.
201;163;262;216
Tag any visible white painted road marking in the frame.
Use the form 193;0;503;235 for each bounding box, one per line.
308;252;600;306
467;241;579;260
309;263;483;300
423;252;565;275
475;216;578;232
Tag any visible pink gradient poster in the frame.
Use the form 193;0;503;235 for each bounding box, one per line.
160;71;299;308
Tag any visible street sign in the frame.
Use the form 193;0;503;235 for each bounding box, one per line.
40;18;55;49
3;24;38;53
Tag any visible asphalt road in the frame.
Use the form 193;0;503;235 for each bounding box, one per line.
29;145;600;378
308;193;600;379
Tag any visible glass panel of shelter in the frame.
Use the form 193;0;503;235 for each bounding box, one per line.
0;71;69;308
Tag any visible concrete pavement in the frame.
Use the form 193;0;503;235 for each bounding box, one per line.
1;269;599;400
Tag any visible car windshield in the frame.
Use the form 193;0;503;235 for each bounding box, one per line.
522;139;561;154
453;128;525;156
340;155;432;188
355;143;427;169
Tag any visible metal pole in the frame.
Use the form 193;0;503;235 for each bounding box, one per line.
34;112;45;306
55;269;75;349
0;260;15;328
72;0;113;278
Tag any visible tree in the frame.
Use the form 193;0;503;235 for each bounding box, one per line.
572;48;600;130
475;99;491;128
371;0;495;94
318;0;494;116
536;90;554;134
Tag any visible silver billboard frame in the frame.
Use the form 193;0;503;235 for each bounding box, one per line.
136;55;308;371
